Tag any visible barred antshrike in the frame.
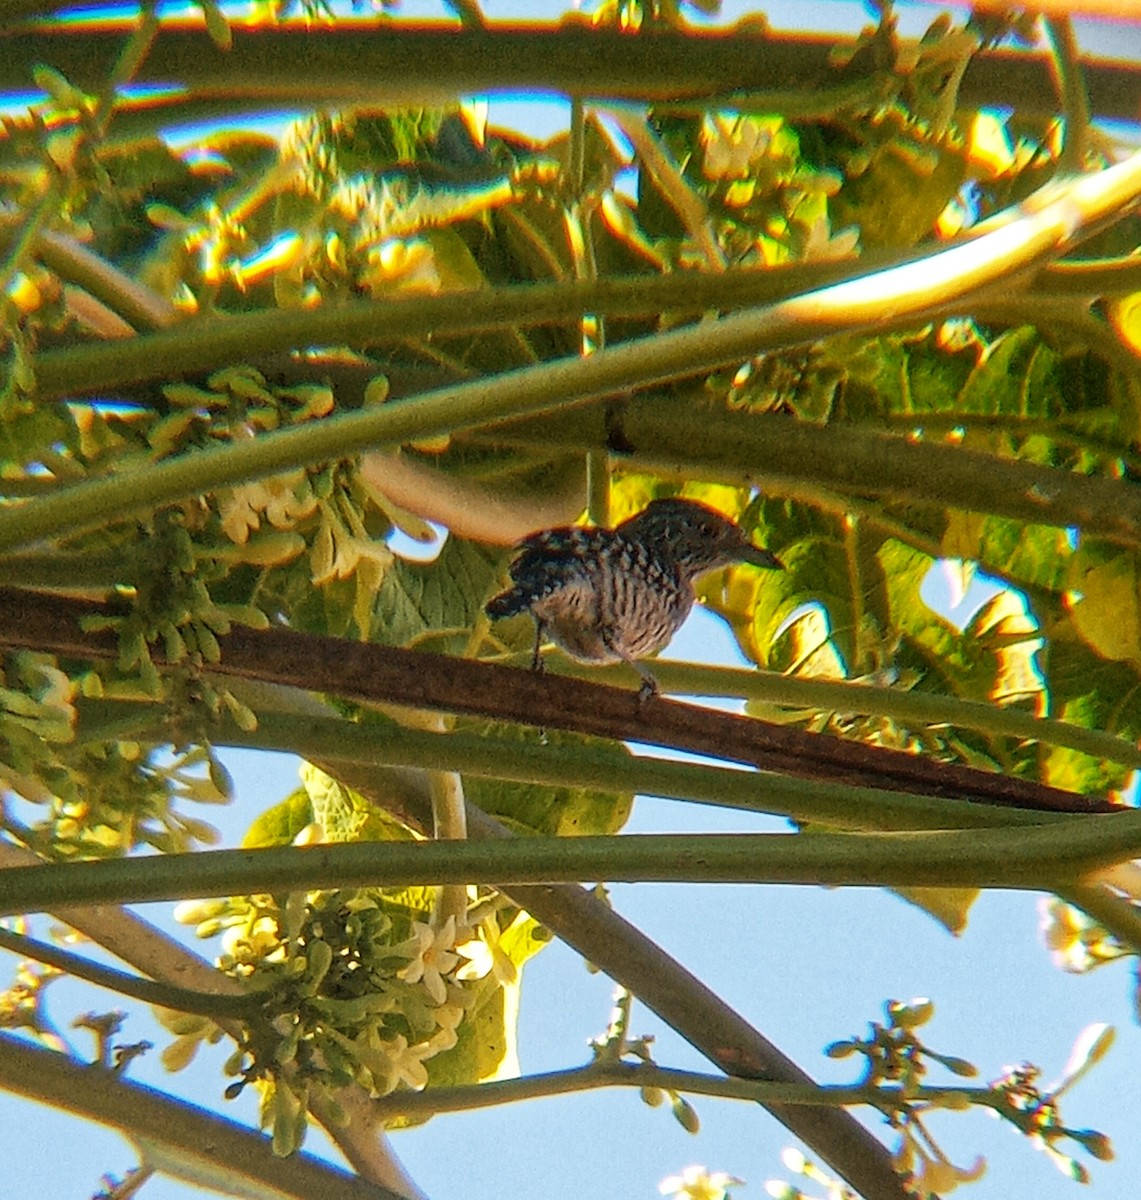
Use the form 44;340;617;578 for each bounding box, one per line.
486;498;783;696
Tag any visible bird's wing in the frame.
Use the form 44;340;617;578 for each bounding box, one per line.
486;527;610;618
507;527;604;579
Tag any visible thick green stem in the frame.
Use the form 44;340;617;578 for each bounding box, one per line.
24;259;898;402
547;659;1141;769
4;812;1141;913
158;704;1071;832
1;22;1136;119
0;549;131;589
5;150;1140;555
485;392;1141;547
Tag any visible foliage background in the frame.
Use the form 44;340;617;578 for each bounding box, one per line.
2;1;1141;1198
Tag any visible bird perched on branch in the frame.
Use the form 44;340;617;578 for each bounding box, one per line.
486;498;783;697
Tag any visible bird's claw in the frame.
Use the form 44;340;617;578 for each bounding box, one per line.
636;676;660;706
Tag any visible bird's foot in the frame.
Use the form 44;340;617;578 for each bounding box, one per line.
530;624;547;674
635;673;660;707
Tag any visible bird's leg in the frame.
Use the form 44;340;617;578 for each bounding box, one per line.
604;635;659;703
530;619;550;744
530;619;547;674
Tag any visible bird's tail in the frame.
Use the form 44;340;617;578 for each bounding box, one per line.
485;587;528;619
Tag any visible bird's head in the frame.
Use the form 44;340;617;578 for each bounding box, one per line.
620;498;783;579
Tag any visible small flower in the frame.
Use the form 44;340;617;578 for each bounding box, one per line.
1038;899;1122;973
394;918;460;1004
220;915;285;969
427;1003;466;1053
659;1165;744;1200
800;215;860;262
219;471;317;544
379;1033;434;1091
360;238;441;295
911;1153;986;1195
702;113;771;180
454;918;517;985
310;503;394;585
893;1126;985;1197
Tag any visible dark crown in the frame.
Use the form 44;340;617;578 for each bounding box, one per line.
618;498;782;579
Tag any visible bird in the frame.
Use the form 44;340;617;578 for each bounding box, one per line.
485;498;783;697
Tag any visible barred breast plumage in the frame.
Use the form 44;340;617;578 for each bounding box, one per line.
486;498;783;696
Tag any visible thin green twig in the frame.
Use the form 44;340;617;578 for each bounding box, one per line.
368;1061;880;1119
0;926;256;1018
364;1058;1031;1122
1039;257;1141;297
1044;17;1091;173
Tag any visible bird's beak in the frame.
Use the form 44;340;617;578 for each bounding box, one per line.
742;545;784;570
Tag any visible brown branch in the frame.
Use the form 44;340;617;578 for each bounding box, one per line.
0;582;918;1196
0;23;1136;121
0;586;1114;815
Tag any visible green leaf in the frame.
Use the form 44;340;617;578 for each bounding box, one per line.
827;328;979;420
832;132;967;249
894;886;979;934
372;535;507;652
942;513;1071;594
713;497;858;672
298;762;421;846
301;762;368;842
1040;634;1141;795
241;787;313;849
1066;542;1141;667
460;721;633;838
957;326;1055;417
198;0;233;50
